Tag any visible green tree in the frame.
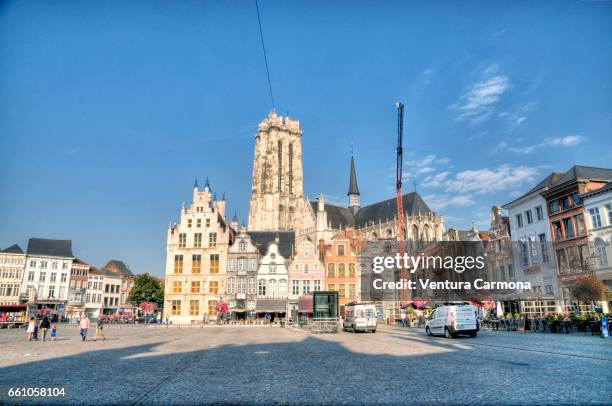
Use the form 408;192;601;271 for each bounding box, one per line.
128;273;164;308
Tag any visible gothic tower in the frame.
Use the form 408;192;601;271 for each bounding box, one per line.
247;112;314;232
347;154;360;214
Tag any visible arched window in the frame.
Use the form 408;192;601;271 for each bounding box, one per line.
385;229;393;239
596;237;608;266
349;263;356;277
424;224;431;241
327;263;335;277
288;143;294;194
338;263;346;277
278;141;283;192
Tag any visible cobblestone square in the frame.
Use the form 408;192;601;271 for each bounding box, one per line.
0;324;610;405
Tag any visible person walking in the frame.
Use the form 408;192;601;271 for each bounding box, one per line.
40;315;51;341
401;310;408;328
93;317;106;341
79;314;90;341
50;322;58;341
33;318;39;341
26;317;36;341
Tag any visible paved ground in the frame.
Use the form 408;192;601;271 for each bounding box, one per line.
0;324;610;405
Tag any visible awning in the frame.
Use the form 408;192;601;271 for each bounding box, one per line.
255;299;287;313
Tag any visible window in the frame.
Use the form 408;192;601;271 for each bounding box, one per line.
206;218;210;227
174;255;184;274
208;300;216;316
62;263;68;270
595;237;608;266
269;262;276;273
191;281;200;293
179;233;186;248
187;219;192;228
228;259;235;271
533;286;542;294
539;234;549;263
194;233;202;248
348;284;356;298
550;200;559;214
552;221;563;241
28;271;34;281
40;272;46;282
338;263;346;277
520;241;529;267
338;284;346;297
209;233;217;247
314;280;321;291
349;263;356;277
50;273;57;282
210;254;219;273
562;218;574;239
238;258;246;271
302;280;311;294
48;286;55;298
52;262;58;269
570;192;581;207
41;261;47;269
589;208;602;228
192;254;201;274
248;278;256;294
545;285;553;295
171;300;181;315
574;214;586;236
29;260;36;267
238;278;246;294
197;219;201;228
327;263;335;277
189;300;199;316
258;279;266;296
209;281;218;294
525;210;533;225
337;245;345;256
249;259;257;271
239;241;246;251
228;277;235;294
507;264;514;279
292;280;300;295
606;204;612;225
535;206;544;221
61;273;67;282
327;283;336;291
172;281;182;293
515;214;523;228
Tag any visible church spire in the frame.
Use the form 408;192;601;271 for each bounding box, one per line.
347;152;360;213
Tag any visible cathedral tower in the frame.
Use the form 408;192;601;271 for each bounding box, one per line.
247;112;314;232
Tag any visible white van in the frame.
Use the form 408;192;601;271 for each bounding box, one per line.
343;303;377;333
425;305;478;338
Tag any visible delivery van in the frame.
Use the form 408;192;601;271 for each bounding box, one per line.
425;305;478;338
343;303;377;333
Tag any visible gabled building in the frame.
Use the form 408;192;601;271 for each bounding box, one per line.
163;179;233;324
20;238;74;318
66;258;90;318
85;267;105;319
287;238;325;320
101;259;134;306
226;227;260;319
541;165;612;312
254;240;289;318
0;244;26;305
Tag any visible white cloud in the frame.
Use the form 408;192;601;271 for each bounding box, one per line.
424;194;475;211
405;154;450;168
416;166;435;174
453;64;510;124
444;164;539;195
508;190;522;198
422;171;450;187
508;135;585;155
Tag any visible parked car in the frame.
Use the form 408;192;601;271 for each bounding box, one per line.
425;305;478;338
343;303;377;333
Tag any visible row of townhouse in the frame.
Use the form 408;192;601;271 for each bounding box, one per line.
0;237;135;323
163;181;364;324
494;165;612;315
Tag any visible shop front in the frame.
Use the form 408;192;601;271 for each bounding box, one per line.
255;298;287;323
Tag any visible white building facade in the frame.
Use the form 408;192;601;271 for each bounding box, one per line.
257;242;289;300
85;268;105;319
582;182;612;312
0;244;26;305
503;173;565;315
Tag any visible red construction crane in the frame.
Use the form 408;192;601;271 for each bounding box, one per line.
395;102;408;305
395;102;405;243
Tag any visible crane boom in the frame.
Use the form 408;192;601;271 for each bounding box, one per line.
395;102;405;242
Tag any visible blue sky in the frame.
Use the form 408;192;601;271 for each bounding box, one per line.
1;1;611;276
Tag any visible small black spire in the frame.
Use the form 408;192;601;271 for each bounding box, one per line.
205;177;210;189
194;177;198;188
222;192;226;201
347;154;360;196
232;210;238;222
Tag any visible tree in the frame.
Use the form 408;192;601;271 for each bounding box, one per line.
569;277;608;303
128;273;164;308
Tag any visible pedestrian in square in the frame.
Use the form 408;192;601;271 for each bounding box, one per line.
79;314;90;341
33;318;39;341
50;323;57;341
401;310;408;328
94;317;106;341
40;315;51;341
26;317;36;341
